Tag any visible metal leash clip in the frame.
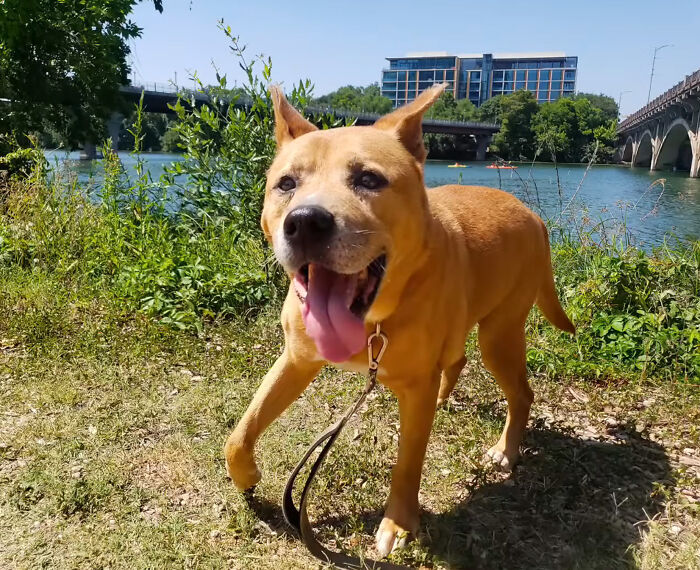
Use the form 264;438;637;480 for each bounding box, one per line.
367;323;388;374
282;324;407;569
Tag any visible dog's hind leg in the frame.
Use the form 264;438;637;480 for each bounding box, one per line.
478;310;532;472
436;355;467;407
224;350;322;490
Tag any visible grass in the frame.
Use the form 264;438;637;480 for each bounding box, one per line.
1;266;699;569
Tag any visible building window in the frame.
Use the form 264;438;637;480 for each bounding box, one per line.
552;69;562;81
515;81;526;91
539;70;551;81
564;70;576;81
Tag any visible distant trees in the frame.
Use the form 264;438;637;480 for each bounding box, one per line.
313;84;393;114
473;91;618;163
311;85;619;163
573;93;619;122
0;0;164;150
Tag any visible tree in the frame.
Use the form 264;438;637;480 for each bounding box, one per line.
423;92;478;159
476;95;506;124
533;97;617;163
313;84;393;114
0;0;164;150
426;92;477;121
118;112;170;151
573;92;619;122
490;90;539;160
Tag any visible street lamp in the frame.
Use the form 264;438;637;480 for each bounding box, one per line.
618;90;631;117
647;44;672;104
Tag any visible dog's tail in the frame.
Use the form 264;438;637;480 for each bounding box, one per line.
536;222;576;335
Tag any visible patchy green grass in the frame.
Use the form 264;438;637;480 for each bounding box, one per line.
0;269;698;569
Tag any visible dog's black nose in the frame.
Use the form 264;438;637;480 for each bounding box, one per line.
283;206;335;249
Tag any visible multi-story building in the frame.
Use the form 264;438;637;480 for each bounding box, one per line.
381;52;578;108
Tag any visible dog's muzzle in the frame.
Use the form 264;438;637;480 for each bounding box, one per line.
283;205;336;259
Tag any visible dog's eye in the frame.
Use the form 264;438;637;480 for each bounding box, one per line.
354;171;386;191
277;176;297;192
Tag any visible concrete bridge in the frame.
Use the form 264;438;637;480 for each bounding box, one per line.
617;69;700;178
84;83;499;159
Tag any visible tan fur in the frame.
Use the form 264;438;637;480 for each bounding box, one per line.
224;84;575;556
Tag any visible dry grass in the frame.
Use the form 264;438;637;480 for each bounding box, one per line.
0;271;698;569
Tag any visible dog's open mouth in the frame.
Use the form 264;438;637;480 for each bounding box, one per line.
292;255;386;363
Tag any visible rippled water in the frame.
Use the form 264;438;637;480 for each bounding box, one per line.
424;161;700;248
45;151;700;248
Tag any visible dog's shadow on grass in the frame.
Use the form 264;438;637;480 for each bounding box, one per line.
422;424;672;569
245;424;672;569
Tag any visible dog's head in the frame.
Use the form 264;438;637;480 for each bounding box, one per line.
262;84;445;362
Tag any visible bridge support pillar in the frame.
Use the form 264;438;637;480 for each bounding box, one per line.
107;112;124;154
691;141;700;178
80;143;98;161
475;135;491;161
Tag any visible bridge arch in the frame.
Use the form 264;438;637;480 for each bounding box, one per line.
633;130;654;167
621;136;634;162
655;118;694;172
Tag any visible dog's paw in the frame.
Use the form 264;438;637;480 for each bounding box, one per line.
375;517;413;558
224;443;262;491
484;446;518;472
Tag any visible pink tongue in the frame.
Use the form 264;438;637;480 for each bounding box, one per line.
301;265;366;362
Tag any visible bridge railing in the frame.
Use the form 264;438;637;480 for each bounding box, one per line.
126;82;180;94
305;105;499;130
619;68;700;131
120;85;500;131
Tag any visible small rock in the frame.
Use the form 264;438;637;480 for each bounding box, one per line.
440;468;452;476
210;529;221;539
604;417;619;428
670;524;681;536
682;448;696;456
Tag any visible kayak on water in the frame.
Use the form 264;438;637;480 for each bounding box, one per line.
486;163;518;169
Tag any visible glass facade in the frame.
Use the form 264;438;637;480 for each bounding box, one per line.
381;53;578;108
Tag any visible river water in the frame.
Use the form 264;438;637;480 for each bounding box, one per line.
46;151;700;248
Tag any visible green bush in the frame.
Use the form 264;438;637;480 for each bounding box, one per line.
0;136;46;181
528;240;700;382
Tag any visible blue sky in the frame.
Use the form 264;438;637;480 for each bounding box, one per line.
130;0;700;116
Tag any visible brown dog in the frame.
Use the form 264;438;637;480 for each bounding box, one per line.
224;83;575;557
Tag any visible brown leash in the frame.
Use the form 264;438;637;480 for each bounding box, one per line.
282;325;411;569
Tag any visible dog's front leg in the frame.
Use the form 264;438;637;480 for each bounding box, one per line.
376;373;439;557
224;350;322;490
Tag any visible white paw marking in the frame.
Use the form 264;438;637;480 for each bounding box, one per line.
484;446;517;472
375;523;410;558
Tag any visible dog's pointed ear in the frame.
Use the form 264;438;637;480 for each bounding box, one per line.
373;83;447;163
270;85;318;148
